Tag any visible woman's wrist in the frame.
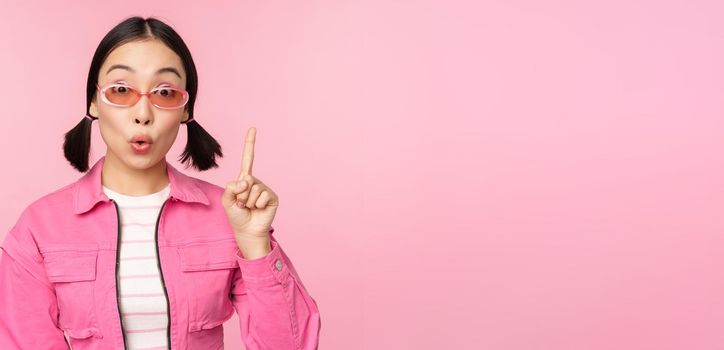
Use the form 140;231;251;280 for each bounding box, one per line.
235;235;272;260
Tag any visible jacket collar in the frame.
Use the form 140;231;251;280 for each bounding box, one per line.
73;156;209;214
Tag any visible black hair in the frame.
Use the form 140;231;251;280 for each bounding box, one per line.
63;16;223;172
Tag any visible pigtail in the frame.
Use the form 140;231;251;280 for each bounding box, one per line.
63;115;96;172
179;118;223;171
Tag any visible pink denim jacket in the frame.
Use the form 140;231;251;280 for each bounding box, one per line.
0;156;321;349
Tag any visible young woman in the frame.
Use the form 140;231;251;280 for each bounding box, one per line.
0;16;321;350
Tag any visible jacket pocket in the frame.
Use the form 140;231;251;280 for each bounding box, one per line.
65;326;103;340
178;238;239;332
41;248;102;337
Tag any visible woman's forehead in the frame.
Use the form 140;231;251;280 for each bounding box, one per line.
100;39;185;83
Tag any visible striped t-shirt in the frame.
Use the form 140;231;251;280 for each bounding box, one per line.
102;183;171;350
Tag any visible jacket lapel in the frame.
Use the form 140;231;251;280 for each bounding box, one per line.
73;156;209;214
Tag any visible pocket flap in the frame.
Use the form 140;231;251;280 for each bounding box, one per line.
43;250;98;283
179;240;239;272
65;326;103;339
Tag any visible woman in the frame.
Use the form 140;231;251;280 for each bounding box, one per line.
0;16;321;350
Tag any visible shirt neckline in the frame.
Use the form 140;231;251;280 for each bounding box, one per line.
102;183;171;200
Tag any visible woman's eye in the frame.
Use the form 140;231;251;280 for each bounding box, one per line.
112;86;130;94
155;88;175;98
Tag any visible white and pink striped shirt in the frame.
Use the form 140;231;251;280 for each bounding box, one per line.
102;183;171;350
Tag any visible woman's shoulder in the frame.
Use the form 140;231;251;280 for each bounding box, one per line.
4;181;78;238
188;175;225;194
21;182;77;215
2;182;77;254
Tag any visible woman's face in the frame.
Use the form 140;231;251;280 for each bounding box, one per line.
89;38;190;171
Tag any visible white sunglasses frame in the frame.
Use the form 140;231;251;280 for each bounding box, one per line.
95;82;189;110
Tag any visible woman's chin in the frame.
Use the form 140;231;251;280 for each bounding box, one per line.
120;152;162;170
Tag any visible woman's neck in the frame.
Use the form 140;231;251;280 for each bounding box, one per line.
101;153;170;196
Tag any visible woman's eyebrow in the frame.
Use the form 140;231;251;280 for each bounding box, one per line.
105;64;182;79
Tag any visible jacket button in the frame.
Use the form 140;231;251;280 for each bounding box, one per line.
274;259;283;271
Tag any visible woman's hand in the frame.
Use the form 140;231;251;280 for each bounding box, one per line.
222;127;279;244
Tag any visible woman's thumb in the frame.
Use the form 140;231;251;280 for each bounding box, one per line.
222;180;246;207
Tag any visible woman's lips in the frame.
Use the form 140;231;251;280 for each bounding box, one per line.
130;141;151;154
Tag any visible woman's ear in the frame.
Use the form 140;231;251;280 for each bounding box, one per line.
89;101;98;118
182;110;189;122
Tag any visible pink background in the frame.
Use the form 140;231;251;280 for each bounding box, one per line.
1;0;723;349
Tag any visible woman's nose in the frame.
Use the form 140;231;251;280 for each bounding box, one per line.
134;116;151;125
133;94;154;124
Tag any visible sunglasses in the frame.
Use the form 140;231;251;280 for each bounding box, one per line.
96;82;189;109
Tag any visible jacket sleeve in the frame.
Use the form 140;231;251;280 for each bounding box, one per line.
230;227;321;350
0;218;68;349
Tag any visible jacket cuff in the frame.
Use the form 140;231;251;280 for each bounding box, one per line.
236;240;289;286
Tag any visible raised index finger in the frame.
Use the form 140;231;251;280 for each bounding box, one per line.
238;127;256;179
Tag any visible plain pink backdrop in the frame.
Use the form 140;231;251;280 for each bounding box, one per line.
1;0;723;349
